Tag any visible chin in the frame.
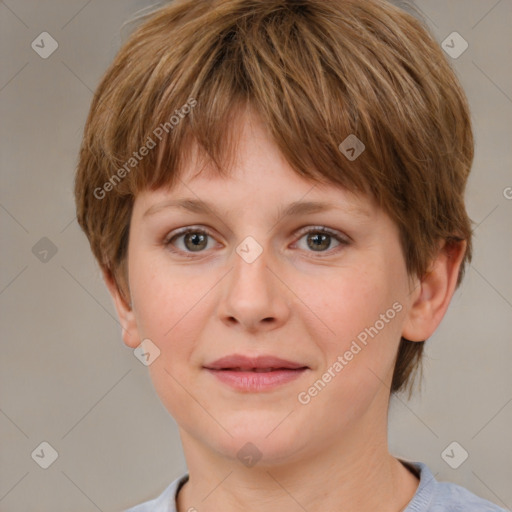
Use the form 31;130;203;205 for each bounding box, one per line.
208;424;308;468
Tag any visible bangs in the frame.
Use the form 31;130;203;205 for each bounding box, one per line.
90;0;428;207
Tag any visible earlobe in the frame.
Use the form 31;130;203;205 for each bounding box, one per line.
402;239;466;342
102;268;140;349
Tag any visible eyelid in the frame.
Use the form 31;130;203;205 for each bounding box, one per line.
294;225;351;243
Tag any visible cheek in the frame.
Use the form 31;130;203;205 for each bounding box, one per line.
132;275;176;340
299;265;406;384
293;270;405;430
130;265;205;415
129;246;196;338
134;281;201;362
300;266;401;339
129;255;221;378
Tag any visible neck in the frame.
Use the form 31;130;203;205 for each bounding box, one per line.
176;419;419;512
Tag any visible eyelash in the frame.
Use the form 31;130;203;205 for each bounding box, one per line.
163;225;350;259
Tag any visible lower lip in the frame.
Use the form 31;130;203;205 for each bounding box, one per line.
204;368;308;392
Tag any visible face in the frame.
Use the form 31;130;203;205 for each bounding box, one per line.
118;109;422;466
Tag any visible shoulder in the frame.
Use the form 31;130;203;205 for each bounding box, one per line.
123;474;189;512
401;459;508;512
430;479;508;511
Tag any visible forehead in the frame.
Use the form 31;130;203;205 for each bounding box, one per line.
134;171;379;232
135;108;379;221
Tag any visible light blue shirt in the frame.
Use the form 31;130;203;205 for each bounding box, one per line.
124;459;509;511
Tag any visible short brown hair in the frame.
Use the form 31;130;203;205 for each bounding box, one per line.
74;0;474;397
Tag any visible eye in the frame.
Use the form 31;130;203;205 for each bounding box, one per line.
293;226;349;256
164;227;215;255
164;226;350;258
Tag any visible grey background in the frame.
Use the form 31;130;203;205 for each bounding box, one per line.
1;1;511;511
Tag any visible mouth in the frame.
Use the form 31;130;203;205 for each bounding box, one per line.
203;355;309;392
208;367;308;372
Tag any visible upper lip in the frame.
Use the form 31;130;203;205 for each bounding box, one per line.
204;354;308;371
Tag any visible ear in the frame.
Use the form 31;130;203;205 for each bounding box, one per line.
402;239;466;342
102;268;140;349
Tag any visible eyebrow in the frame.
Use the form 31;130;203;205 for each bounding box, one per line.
143;198;371;224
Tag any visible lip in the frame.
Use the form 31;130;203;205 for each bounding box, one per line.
203;354;309;392
204;354;307;371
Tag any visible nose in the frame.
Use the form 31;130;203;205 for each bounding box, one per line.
217;240;291;334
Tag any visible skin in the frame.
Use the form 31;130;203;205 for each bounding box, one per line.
105;107;465;512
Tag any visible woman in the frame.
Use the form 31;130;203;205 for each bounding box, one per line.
74;1;506;510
